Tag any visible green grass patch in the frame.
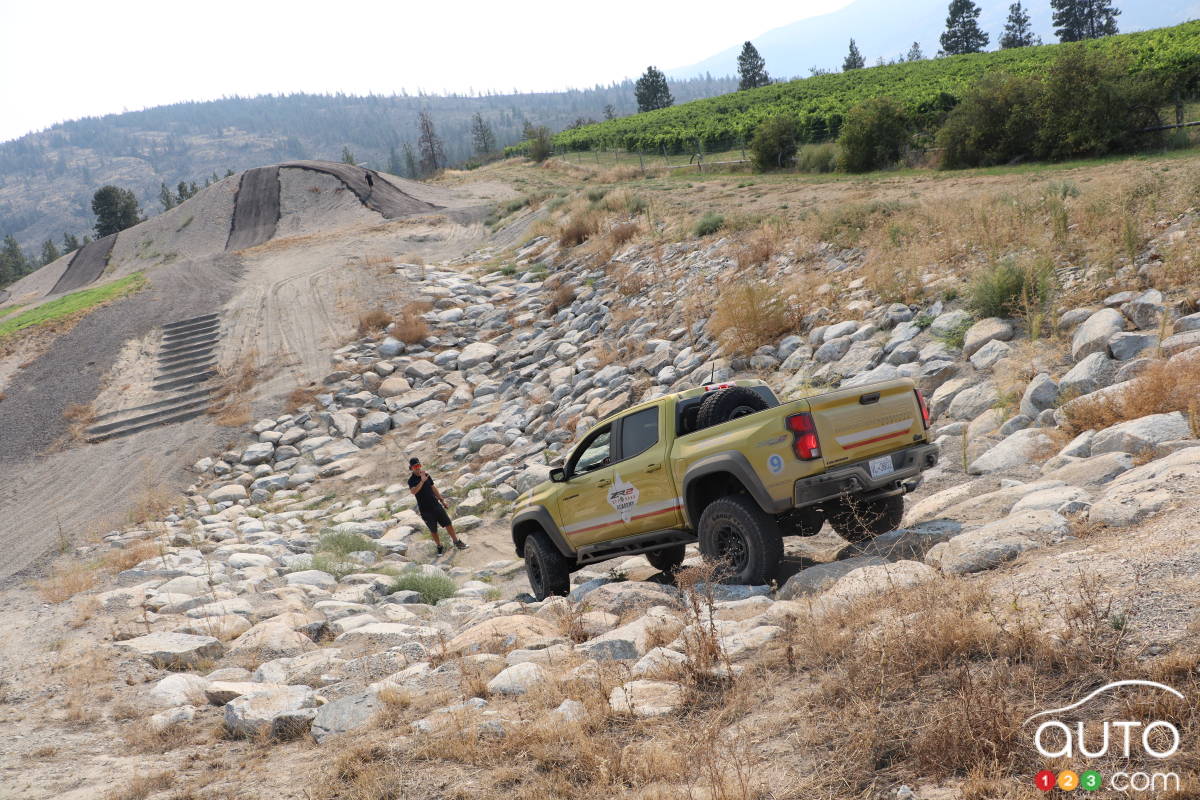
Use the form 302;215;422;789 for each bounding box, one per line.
0;303;27;320
387;571;458;605
0;273;146;340
693;212;725;237
316;530;382;559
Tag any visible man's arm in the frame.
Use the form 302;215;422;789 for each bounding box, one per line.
409;474;428;496
433;486;449;507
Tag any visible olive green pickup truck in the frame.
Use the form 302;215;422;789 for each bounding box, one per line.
512;379;938;599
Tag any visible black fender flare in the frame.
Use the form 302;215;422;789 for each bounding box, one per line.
511;506;574;559
681;451;785;527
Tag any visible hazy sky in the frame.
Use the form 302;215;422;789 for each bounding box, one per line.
0;0;854;143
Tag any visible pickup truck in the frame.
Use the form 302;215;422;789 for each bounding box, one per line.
511;378;938;599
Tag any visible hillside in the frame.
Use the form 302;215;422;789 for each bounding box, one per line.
2;151;1200;797
559;20;1200;152
669;0;1200;80
0;77;735;257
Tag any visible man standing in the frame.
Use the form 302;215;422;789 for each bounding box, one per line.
407;457;468;555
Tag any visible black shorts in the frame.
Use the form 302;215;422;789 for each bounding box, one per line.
420;505;452;533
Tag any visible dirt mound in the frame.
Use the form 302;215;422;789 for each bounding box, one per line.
280;161;440;219
48;234;117;296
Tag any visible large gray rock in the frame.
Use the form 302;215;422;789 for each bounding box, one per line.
608;680;683;717
310;691;383;743
831;342;882;376
458;342;500;369
1059;352;1117;397
1161;330;1200;358
841;363;901;388
1120;289;1165;330
1090;413;1191;456
884;321;922;353
823;561;938;604
223;685;320;739
1174;312;1200;333
1107;332;1159;361
404;360;440;381
117;632;224;669
360;411;392;435
934;528;1039;575
777;556;889;599
962;318;1014;358
852;521;961;562
377;375;412;397
329;411;359;439
968;428;1053;475
240;442;275;466
813;337;852;363
969;339;1012;371
207;483;248;504
1041;452;1133;487
929;309;972;338
1071;308;1125;361
1089;484;1174;528
947;381;998;420
487;662;550;695
312;439;360;466
1011;485;1090;514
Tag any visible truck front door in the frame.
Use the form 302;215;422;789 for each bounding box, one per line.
611;405;684;536
558;424;620;547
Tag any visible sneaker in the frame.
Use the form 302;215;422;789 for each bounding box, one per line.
454;539;469;550
436;545;445;556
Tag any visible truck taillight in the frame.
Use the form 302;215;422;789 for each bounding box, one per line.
915;389;930;429
786;413;821;460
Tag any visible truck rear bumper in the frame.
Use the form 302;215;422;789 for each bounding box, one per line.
793;442;939;507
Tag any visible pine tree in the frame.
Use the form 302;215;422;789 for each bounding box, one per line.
159;182;177;211
737;42;771;90
40;239;60;266
387;145;404;176
940;0;990;55
906;42;926;61
91;186;141;238
341;146;357;165
416;111;445;176
403;143;418;180
1051;0;1120;42
177;181;191;202
62;232;80;254
843;39;866;71
470;112;496;155
0;235;29;286
634;67;673;112
603;104;616;120
1000;1;1040;48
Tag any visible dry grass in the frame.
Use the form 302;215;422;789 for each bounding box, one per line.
102;538;161;573
35;561;97;603
1062;357;1200;435
104;770;174;800
393;306;430;344
285;384;321;413
558;210;601;247
733;235;774;272
127;478;179;525
62;401;96;441
208;347;260;427
356;308;394;336
707;278;802;356
607;221;640;248
546;283;576;316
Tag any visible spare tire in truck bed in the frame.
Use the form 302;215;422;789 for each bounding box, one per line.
696;386;769;430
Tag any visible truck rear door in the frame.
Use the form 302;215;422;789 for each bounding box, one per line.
807;381;927;470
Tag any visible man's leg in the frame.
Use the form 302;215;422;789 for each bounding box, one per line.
424;515;444;551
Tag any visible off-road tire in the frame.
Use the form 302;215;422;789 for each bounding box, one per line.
524;531;573;600
826;495;905;543
697;495;784;586
645;544;686;574
696;386;769;430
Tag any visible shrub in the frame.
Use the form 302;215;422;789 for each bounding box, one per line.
527;126;553;162
937;73;1041;168
317;531;382;558
608;221;639;247
693;212;725;237
749;116;798;171
388;571;458;604
558;211;599;247
393;307;429;344
795;143;839;173
838;98;912;173
967;258;1055;319
708;279;801;355
356;309;392;335
1062;358;1200;436
585;187;608;203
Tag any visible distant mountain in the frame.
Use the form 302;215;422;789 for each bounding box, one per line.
670;0;1200;79
0;77;737;258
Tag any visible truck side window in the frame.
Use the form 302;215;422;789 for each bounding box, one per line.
619;408;658;460
570;428;611;475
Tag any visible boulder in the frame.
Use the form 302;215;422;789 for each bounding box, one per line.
583;606;683;658
240;442;275;466
1061;352;1118;398
929;310;972;338
1011;485;1090;514
148;673;211;707
608;680;684;717
1041;452;1133;487
947;381;997;421
1071;308;1125;361
934;529;1039;575
149;705;196;732
813;337;852;363
227;620;316;660
1019;374;1058;419
777;556;889;599
1107;332;1159;361
117;632;224;669
1090;413;1190;456
445;615;561;655
581;582;680;616
823;561;938;605
969;339;1012;371
487;662;551;695
377;375;412;398
962;318;1014;359
1089;484;1174;528
207;484;248;504
458;342;500;369
1120;289;1165;330
223;685;320;739
311;691;384;743
853;522;961;562
968;428;1053;475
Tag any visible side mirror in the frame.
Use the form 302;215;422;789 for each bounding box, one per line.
550;468;566;483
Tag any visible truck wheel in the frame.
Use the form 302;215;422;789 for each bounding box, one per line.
524;531;573;600
697;495;783;586
826;495;905;543
696;387;768;430
646;544;686;574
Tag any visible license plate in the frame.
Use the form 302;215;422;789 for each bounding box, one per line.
868;455;894;479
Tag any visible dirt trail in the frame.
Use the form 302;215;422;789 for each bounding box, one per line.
48;233;118;296
225;166;281;251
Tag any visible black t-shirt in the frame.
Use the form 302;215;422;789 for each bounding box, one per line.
408;471;441;514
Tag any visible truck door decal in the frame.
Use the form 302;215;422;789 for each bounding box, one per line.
562;496;686;536
607;474;640;523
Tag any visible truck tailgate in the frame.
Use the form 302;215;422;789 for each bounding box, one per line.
807;380;926;468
